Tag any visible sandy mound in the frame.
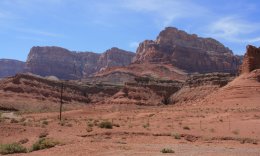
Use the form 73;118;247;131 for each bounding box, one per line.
170;73;234;104
197;69;260;107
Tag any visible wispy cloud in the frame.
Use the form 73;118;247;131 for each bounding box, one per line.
120;0;208;27
15;28;62;38
206;16;260;43
16;36;46;42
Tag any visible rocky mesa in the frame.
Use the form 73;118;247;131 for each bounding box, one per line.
25;46;135;79
134;27;241;73
92;27;242;84
0;59;25;78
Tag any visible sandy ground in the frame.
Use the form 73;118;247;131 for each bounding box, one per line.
1;102;260;156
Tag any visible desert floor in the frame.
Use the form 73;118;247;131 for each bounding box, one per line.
1;101;260;156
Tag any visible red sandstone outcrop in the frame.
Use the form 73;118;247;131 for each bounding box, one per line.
97;47;135;71
25;46;135;79
91;63;187;84
170;73;234;104
240;45;260;74
134;27;241;73
0;73;121;111
0;59;25;78
108;79;182;105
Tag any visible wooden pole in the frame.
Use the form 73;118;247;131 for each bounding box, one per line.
59;83;64;121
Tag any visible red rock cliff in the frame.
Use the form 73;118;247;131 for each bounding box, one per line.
0;59;25;78
134;27;241;74
25;46;135;79
240;45;260;74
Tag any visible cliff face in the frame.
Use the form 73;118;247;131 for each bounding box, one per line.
25;46;93;79
97;47;135;71
134;27;241;73
0;59;25;78
240;45;260;74
25;46;135;79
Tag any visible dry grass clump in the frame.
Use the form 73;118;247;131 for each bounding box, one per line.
0;143;27;155
99;121;113;129
31;138;59;151
161;148;175;153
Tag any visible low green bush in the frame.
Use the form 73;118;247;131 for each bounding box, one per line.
161;148;175;153
31;138;59;151
99;121;113;129
0;143;27;155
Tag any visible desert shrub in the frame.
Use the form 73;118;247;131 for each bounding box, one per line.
86;127;93;132
240;138;258;145
183;126;190;130
0;143;27;155
172;133;181;139
42;120;48;125
99;121;113;129
161;148;175;153
143;123;150;129
39;132;49;138
19;138;29;144
87;122;94;128
232;130;239;135
66;123;73;127
148;114;155;117
10;119;19;123
88;118;93;121
113;123;120;127
31;138;59;151
93;120;99;126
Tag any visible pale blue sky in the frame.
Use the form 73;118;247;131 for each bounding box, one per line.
0;0;260;61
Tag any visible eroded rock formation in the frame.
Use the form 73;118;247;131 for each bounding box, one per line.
0;59;25;78
108;78;182;105
25;46;135;79
134;27;241;73
170;73;234;104
0;73;121;111
240;45;260;74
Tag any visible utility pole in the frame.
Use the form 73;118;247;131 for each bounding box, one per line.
59;83;64;121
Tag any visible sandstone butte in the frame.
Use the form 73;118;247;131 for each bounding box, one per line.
240;45;260;74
